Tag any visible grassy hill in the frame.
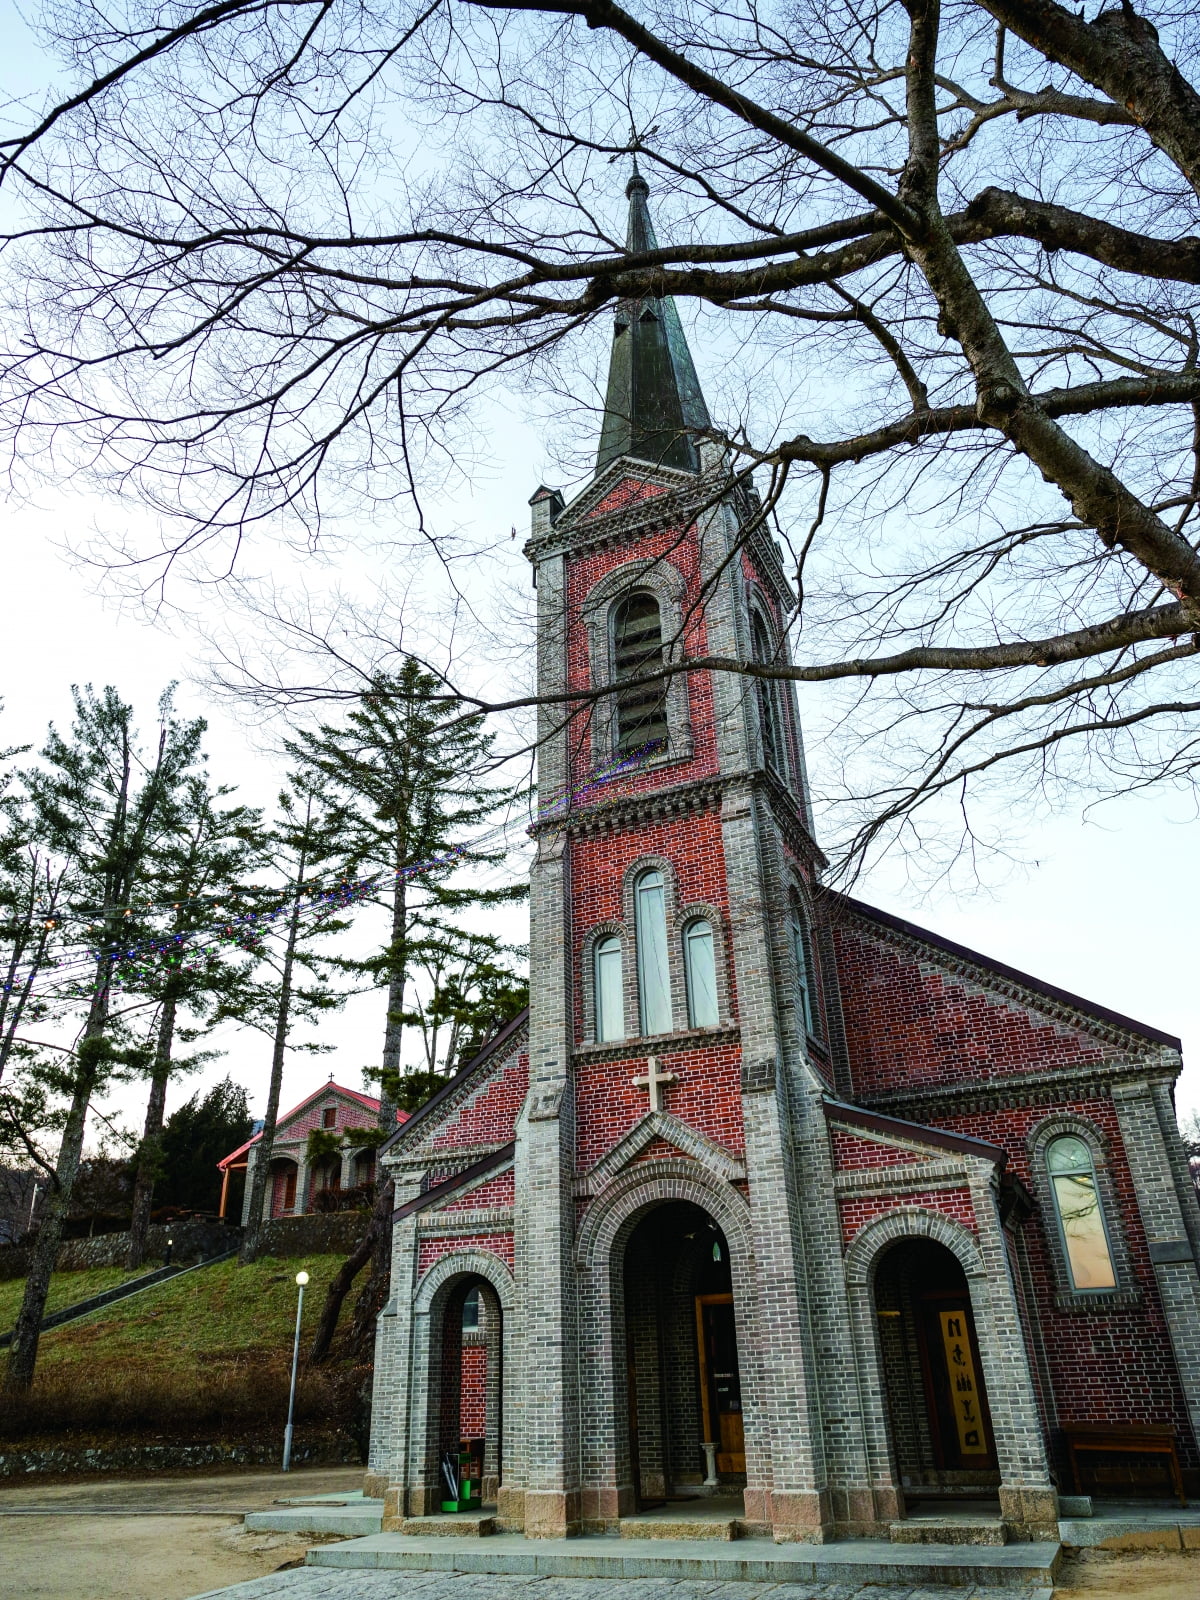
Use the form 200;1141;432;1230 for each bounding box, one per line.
0;1254;365;1456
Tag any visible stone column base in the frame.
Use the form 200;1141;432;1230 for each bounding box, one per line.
363;1472;391;1501
1000;1485;1060;1542
523;1489;581;1538
828;1485;902;1537
766;1489;834;1543
496;1486;527;1528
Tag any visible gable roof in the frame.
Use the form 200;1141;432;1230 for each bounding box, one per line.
216;1080;392;1169
379;1006;531;1154
828;891;1181;1051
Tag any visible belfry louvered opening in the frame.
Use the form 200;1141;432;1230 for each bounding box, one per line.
614;590;668;755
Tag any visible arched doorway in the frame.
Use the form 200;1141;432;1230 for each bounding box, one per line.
429;1275;504;1509
268;1157;299;1217
621;1201;745;1507
875;1238;1000;1508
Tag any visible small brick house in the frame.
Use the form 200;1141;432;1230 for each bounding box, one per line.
363;172;1200;1542
218;1080;394;1223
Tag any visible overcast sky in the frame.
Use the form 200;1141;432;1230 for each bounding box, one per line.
1;1;1196;1155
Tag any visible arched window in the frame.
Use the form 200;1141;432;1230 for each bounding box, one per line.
1046;1136;1117;1291
683;919;719;1029
614;592;668;755
789;895;815;1036
635;869;673;1035
462;1285;481;1332
751;612;785;774
594;933;625;1043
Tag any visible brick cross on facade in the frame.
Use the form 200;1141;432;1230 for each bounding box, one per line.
631;1054;677;1113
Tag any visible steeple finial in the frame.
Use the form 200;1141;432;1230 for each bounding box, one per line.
595;169;712;477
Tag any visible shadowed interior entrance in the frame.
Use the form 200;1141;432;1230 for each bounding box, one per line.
875;1238;1000;1507
621;1200;744;1506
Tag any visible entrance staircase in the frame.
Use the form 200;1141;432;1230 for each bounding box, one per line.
0;1248;239;1348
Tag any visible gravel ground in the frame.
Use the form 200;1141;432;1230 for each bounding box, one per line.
0;1464;363;1600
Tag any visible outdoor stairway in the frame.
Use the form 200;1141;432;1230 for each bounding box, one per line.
0;1247;239;1348
889;1517;1008;1545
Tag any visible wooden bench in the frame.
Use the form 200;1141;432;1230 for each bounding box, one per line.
1063;1422;1186;1507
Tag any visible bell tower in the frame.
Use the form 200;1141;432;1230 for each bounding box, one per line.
518;169;869;1542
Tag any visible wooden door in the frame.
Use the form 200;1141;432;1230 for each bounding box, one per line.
695;1293;745;1474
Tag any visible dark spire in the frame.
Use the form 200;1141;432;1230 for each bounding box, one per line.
595;168;712;476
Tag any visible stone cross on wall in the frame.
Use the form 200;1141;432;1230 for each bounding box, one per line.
631;1054;678;1113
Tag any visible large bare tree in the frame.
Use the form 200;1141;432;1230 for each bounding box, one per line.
1;0;1199;868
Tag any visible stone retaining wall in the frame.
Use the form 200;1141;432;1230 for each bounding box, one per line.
254;1211;367;1259
0;1435;361;1478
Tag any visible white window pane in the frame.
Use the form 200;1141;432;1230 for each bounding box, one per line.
685;921;719;1028
636;871;673;1035
595;935;624;1042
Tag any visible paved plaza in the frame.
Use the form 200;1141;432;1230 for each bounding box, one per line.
195;1570;1045;1600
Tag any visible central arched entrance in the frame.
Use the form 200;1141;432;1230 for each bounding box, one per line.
875;1237;1000;1510
429;1274;504;1509
621;1200;745;1507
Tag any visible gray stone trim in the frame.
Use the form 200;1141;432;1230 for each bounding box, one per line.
1111;1081;1200;1456
390;1141;516;1173
551;775;725;838
416;1209;516;1236
860;1057;1179;1119
833;1159;971;1196
573;1024;741;1066
574;1110;746;1195
580;556;693;771
1025;1112;1140;1311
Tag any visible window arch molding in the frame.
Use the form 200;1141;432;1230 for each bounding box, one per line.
1026;1114;1139;1311
581;918;632;1046
673;899;732;1030
581;559;693;768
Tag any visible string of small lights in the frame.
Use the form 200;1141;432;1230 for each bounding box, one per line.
7;742;658;1016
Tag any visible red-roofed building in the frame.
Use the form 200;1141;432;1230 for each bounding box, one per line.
217;1078;405;1223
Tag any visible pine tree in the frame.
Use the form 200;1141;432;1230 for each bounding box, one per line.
235;775;355;1263
5;686;203;1392
124;774;264;1267
286;659;525;1128
301;663;526;1363
157;1077;253;1213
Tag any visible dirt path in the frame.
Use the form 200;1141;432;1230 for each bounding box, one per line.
0;1465;363;1600
1055;1550;1200;1600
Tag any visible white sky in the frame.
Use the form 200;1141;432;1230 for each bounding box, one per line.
0;2;1196;1155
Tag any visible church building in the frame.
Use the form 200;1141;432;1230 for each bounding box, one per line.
364;171;1200;1544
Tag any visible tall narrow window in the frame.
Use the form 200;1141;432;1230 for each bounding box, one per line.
683;919;719;1029
1047;1136;1117;1290
752;613;784;774
789;896;815;1036
614;591;668;755
594;933;625;1043
635;868;673;1035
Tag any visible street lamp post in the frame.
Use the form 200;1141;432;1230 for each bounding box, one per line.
282;1270;309;1472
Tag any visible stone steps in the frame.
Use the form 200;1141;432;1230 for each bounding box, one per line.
890;1518;1008;1546
305;1530;1061;1589
398;1513;497;1536
618;1516;738;1539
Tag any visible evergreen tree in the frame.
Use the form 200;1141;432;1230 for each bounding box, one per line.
124;775;264;1267
404;928;528;1078
301;664;526;1363
286;660;526;1131
5;686;203;1391
235;776;355;1262
157;1077;253;1213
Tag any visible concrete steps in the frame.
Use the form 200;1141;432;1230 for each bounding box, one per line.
305;1530;1061;1589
